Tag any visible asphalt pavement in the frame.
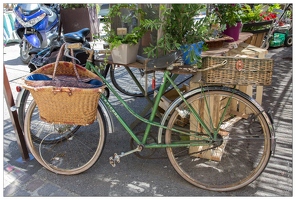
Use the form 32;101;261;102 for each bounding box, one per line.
2;42;293;197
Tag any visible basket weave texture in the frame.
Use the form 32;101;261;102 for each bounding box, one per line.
23;52;104;125
201;56;274;85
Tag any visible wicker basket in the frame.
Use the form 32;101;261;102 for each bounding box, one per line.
201;56;274;86
22;44;105;125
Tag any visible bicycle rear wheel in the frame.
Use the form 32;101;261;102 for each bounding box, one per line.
24;100;107;175
165;87;272;191
110;64;164;97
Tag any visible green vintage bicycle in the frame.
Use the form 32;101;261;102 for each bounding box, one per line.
23;42;276;192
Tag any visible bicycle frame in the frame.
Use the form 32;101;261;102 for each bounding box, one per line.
87;61;231;149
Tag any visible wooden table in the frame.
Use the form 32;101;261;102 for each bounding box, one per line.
202;32;253;56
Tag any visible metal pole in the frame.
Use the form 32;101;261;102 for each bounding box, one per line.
3;65;29;160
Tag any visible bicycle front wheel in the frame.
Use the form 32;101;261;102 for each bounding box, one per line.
165;87;272;191
24;100;107;175
18;89;80;144
110;64;165;97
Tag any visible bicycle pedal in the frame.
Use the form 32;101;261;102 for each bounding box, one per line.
109;153;120;167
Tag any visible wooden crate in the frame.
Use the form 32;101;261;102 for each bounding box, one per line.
227;43;268;59
188;93;233;161
242;20;273;48
244;32;267;48
154;84;189;113
188;44;270;160
154;84;190;127
227;43;268;105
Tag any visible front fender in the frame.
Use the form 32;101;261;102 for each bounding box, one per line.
99;99;114;134
14;87;27;108
24;34;41;48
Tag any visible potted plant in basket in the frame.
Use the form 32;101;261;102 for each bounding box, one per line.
102;4;151;64
213;4;243;41
143;4;210;68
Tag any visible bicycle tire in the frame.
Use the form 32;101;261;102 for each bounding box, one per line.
18;89;80;144
110;64;165;97
24;100;107;175
164;87;272;191
18;89;32;130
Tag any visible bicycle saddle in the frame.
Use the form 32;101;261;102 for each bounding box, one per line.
146;50;183;70
63;28;90;43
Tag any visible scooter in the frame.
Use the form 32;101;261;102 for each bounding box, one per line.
13;4;60;64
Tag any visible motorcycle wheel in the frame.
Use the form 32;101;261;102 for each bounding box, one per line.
20;39;32;64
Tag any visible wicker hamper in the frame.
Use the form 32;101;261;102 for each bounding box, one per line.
22;44;105;125
201;56;274;86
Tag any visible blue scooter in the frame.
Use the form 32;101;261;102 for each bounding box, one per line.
14;4;60;63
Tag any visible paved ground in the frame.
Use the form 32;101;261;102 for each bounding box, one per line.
2;42;293;197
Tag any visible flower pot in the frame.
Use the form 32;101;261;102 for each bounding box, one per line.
223;22;242;41
111;43;140;65
181;41;204;65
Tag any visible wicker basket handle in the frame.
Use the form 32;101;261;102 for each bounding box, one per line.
52;87;73;96
195;60;227;72
52;43;81;81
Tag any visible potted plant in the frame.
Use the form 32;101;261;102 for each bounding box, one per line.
102;4;150;64
60;4;99;41
202;11;233;50
213;4;243;41
143;4;210;67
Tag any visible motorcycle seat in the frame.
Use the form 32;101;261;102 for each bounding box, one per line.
63;28;90;44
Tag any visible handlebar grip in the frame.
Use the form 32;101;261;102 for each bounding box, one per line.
66;43;83;49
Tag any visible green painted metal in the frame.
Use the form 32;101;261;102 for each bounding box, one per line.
88;62;228;148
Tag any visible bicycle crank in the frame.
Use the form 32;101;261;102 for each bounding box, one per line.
109;145;143;167
130;132;158;159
